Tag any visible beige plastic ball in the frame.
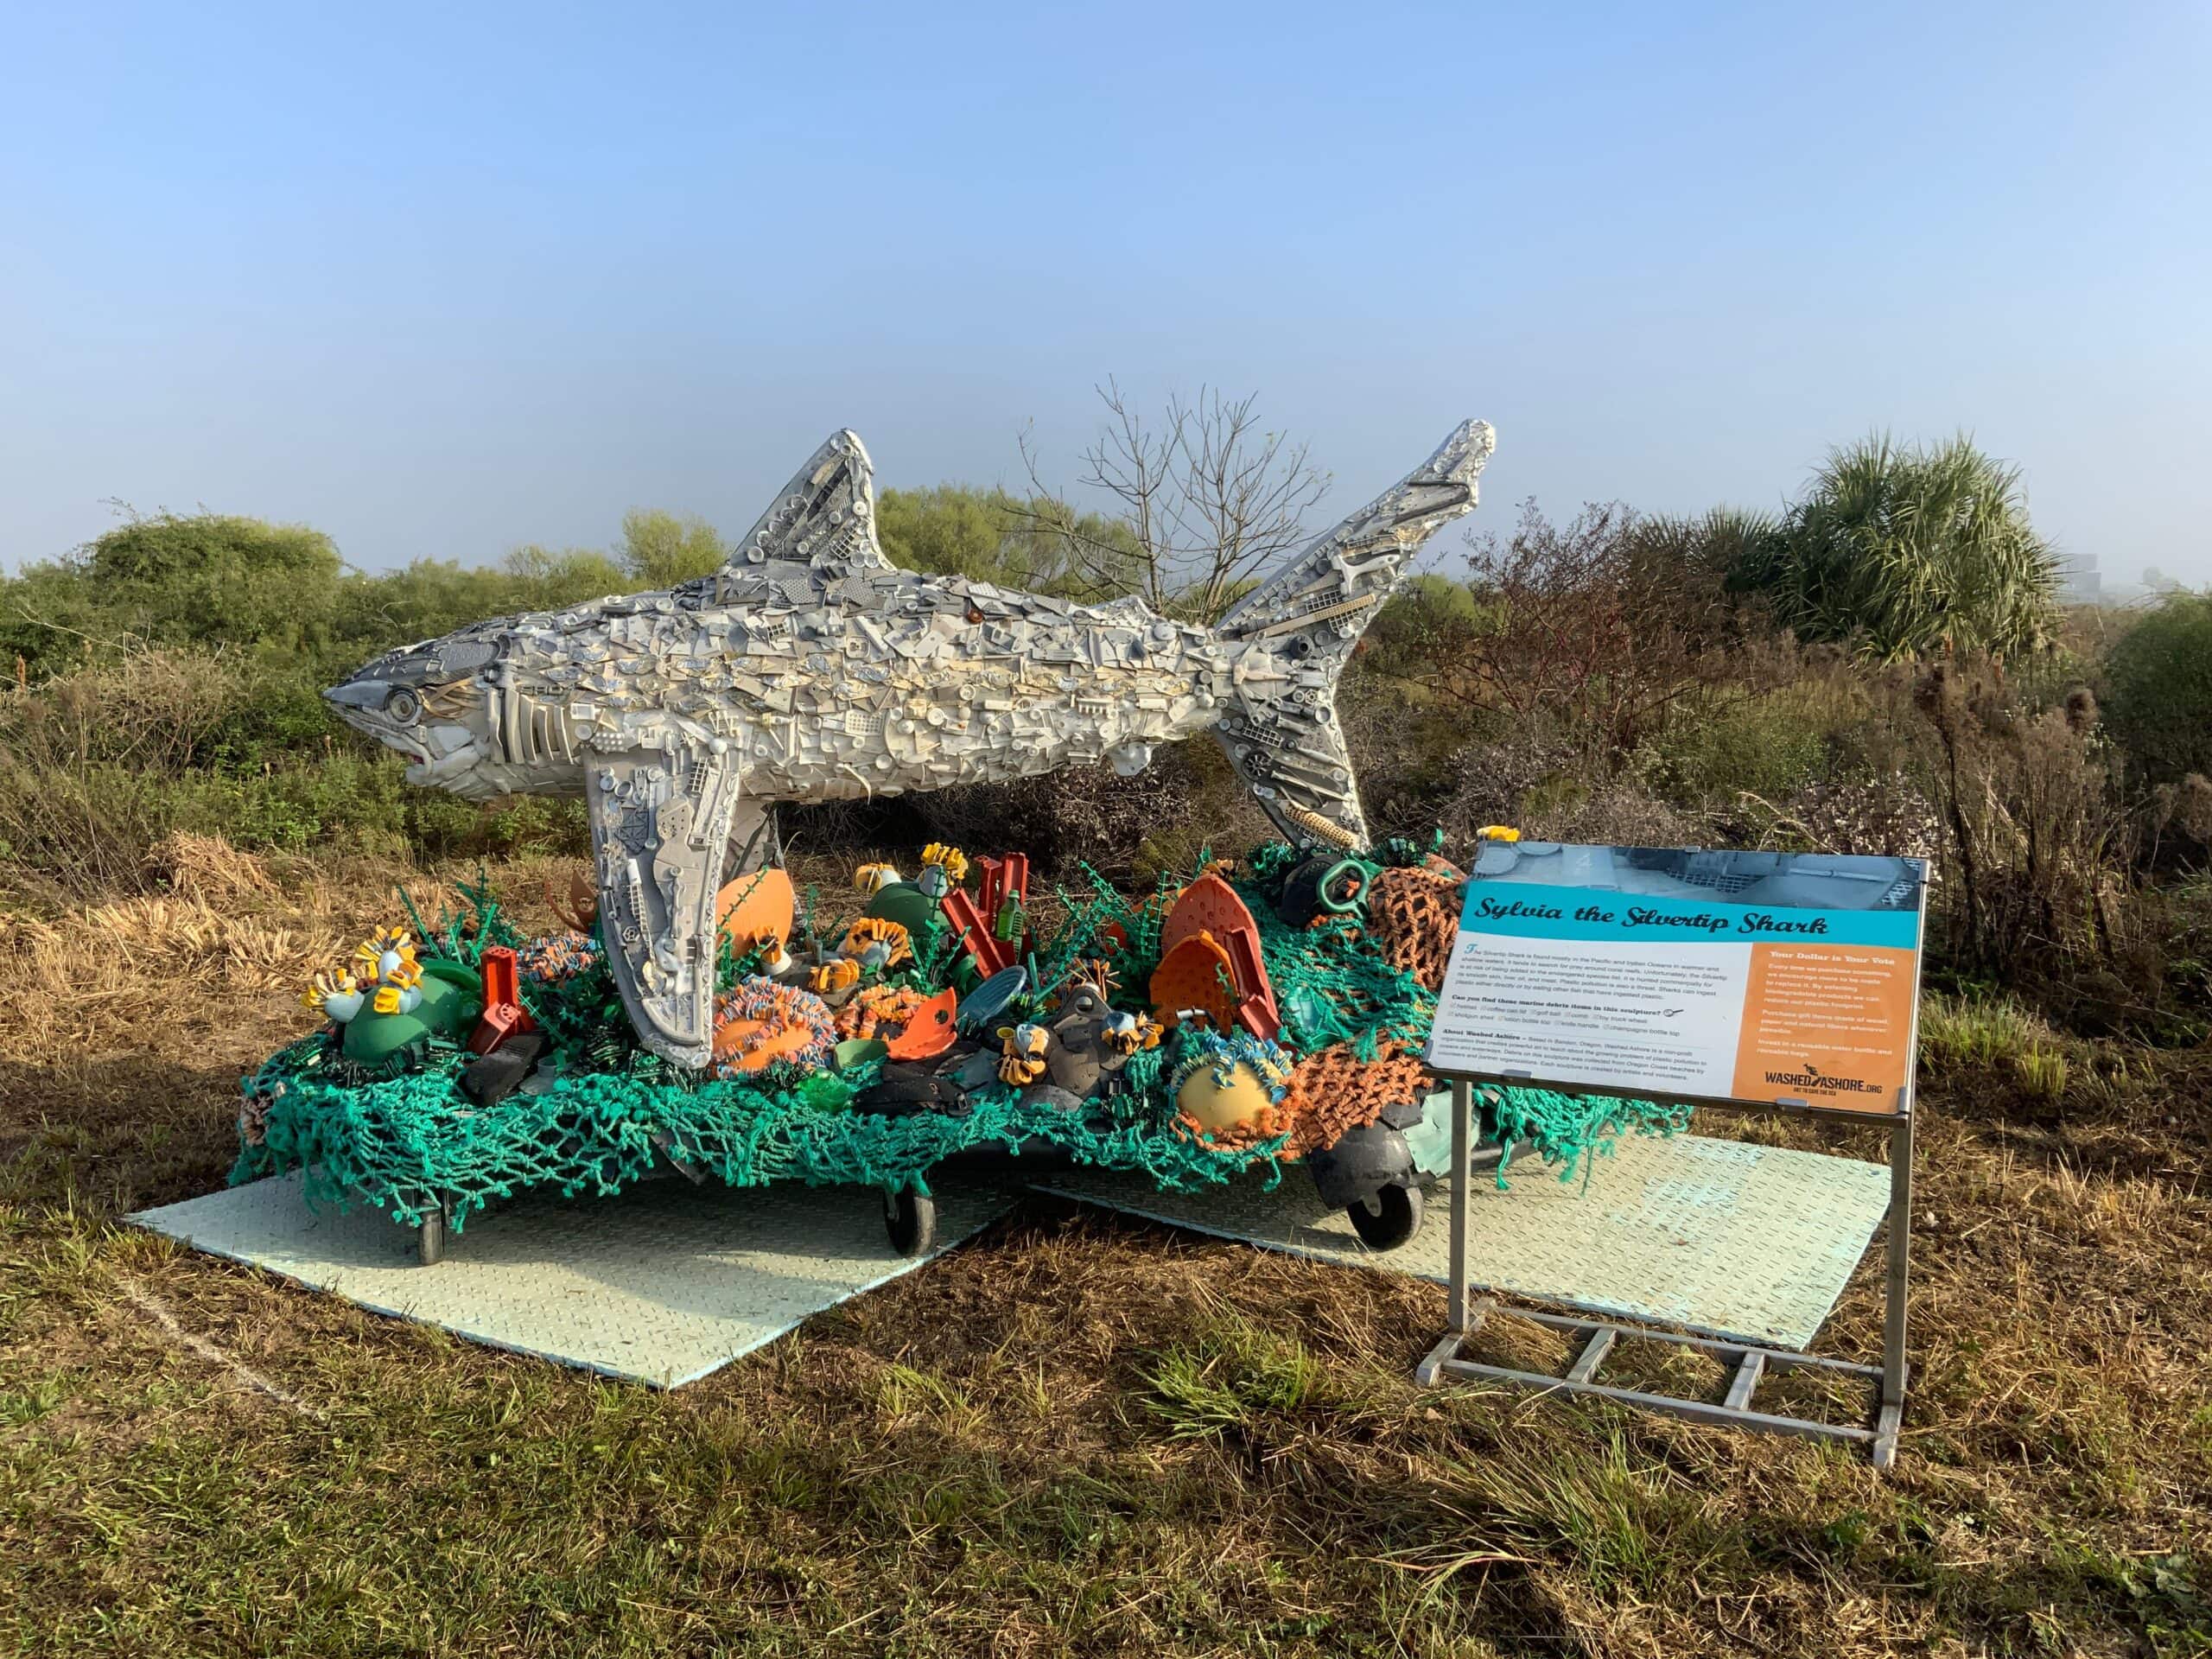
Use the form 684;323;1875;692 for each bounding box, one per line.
1176;1061;1278;1136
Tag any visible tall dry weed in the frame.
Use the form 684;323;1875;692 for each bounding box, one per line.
1914;661;2137;976
0;647;245;897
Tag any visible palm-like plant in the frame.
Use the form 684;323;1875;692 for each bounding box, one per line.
1763;435;2059;659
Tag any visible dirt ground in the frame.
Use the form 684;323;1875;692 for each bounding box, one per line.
2;852;2207;1656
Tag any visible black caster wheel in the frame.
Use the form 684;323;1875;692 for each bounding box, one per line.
1346;1183;1423;1251
885;1189;937;1259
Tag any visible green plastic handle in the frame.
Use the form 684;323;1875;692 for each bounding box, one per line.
1315;858;1371;914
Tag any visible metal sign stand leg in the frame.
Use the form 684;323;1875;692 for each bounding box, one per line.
1416;1076;1914;1469
1416;1082;1473;1385
1872;1110;1912;1467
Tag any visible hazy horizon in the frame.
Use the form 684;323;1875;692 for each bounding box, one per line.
4;2;2207;591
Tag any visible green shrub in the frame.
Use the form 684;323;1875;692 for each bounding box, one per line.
2103;592;2212;785
1647;690;1831;804
206;755;411;855
617;509;725;587
201;670;346;773
20;512;343;671
1758;435;2061;660
406;792;590;862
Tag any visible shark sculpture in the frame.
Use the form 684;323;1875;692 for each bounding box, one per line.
327;418;1495;1066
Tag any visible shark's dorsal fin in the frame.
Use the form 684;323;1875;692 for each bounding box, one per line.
721;429;893;594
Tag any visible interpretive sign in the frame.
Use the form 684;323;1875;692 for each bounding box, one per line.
1426;843;1928;1114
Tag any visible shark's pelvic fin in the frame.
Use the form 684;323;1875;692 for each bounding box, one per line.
718;429;895;601
584;745;749;1068
1211;419;1495;851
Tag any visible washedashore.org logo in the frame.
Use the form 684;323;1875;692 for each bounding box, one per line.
1764;1065;1885;1096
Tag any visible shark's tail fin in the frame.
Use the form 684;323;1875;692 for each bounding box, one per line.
1211;419;1495;851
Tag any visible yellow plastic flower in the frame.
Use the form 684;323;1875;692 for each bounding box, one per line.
1102;1011;1163;1057
302;968;356;1012
919;842;969;885
1476;825;1522;843
809;958;861;995
838;916;913;968
853;861;902;895
372;985;402;1015
352;925;420;985
996;1024;1049;1086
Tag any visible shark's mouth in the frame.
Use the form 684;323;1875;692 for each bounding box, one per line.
405;741;486;789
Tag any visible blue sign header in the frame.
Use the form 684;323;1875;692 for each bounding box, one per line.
1459;880;1923;951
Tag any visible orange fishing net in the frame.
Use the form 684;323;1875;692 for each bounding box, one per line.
1188;1041;1433;1159
1278;1042;1434;1158
1366;868;1460;991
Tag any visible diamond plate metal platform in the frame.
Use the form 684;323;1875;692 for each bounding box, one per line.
130;1174;1014;1386
1036;1131;1891;1350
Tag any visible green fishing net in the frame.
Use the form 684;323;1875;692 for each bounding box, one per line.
1480;1083;1692;1188
232;1033;1285;1233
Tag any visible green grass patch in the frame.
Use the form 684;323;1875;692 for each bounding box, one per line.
1140;1315;1324;1442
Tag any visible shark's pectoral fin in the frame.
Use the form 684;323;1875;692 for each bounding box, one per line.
584;745;747;1069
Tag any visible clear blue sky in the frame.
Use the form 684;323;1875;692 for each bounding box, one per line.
3;1;2206;587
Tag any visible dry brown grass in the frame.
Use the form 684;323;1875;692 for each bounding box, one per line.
140;830;280;902
1;852;2208;1656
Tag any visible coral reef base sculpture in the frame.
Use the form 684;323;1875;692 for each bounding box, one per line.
237;838;1688;1262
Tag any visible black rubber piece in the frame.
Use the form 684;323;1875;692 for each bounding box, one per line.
885;1189;938;1258
1376;1098;1427;1130
1275;855;1338;927
859;1064;974;1119
858;1063;943;1109
1306;1121;1415;1211
460;1030;549;1108
1346;1182;1423;1250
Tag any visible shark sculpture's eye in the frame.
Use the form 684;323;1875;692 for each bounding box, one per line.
387;690;423;724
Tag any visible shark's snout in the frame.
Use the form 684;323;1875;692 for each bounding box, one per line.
324;676;434;770
325;679;390;711
324;654;514;799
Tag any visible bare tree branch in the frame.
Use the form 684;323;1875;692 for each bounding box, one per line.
1011;381;1329;622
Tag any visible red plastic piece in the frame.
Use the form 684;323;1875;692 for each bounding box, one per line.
1220;929;1282;1041
468;945;539;1055
981;854;1029;925
939;853;1033;976
884;987;959;1060
1157;874;1281;1040
1160;872;1259;961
